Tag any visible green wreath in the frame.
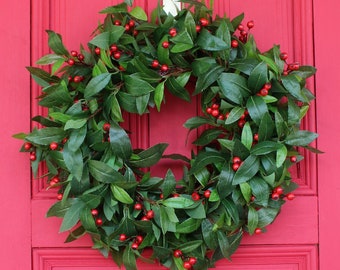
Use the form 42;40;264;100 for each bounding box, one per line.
14;0;319;269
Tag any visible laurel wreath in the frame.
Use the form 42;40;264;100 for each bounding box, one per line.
14;0;318;269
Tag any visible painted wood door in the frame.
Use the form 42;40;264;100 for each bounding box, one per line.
1;0;340;269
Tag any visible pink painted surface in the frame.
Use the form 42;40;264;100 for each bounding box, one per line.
1;0;339;269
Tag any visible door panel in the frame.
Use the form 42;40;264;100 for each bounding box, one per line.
28;0;318;269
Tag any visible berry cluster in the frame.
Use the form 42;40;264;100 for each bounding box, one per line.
236;20;254;43
279;52;300;75
173;249;197;269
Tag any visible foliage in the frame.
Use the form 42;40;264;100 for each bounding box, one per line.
14;0;318;269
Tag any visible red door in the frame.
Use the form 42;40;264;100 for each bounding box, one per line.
1;0;339;269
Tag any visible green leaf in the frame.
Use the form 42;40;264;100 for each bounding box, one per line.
176;218;201;233
63;143;83;181
26;66;60;85
202;219;218;249
258;112;274;141
64;118;87;130
184;116;215;130
162;197;195;209
218;73;251;104
109;122;133;160
129;143;168;167
36;54;65;65
111;185;134;204
60;199;85;232
240;182;252;202
88;160;127;184
80;207;98;234
46;30;69;55
26;127;66;145
225;107;244;125
194;65;224;94
222;199;240;225
165;77;190;102
248;61;268;92
88;27;125;49
189;151;226;175
232;155;259;185
275;111;285;139
276;144;287;167
154;81;165;111
193;129;222;146
251;141;281;155
285;130;318;146
247;206;259;235
281;75;308;102
161;169;176;198
216;20;231;47
130;6;148;20
67;125;87;152
185;202;206;219
246;95;268;125
46;200;72;217
257;207;280;227
84;73;111;99
241;122;253;150
217;166;234;198
249;177;270;207
217;230;231;259
65;226;86;243
124;75;155;96
288;99;300;125
197;28;229;51
123;247;137;270
259;54;279;75
177;240;203;253
171;29;193;52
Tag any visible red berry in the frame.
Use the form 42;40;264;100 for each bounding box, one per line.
232;156;241;164
280;52;288;61
191;192;200;201
24;142;32;150
264;82;272;90
199;18;209;27
133;30;138;36
162;41;169;48
146;210;154;219
151;59;159;68
203;190;211;198
51;176;60;183
255;228;262;234
131;242;139;250
173;249;183;258
103;123;110;132
169;28;177;37
128;20;135;27
218;114;224;120
114;20;121;26
237;24;244;31
135;235;143;244
77;54;84;61
286;193;295;200
238;119;246;128
67;59;75;66
211;103;219;110
119;234;127;241
188;257;197;265
160;193;164;199
211;109;219;117
196;25;201;32
94;47;101;55
110;44;118;52
290;156;297;163
70;50;78;57
231;40;239;48
113;51;121;59
29;152;36;161
247;20;254;29
240;30;247;36
141;216;149;221
232;163;240;171
225;112;230;119
134;203;143;211
183;261;192;269
172;193;180;198
125;24;130;31
49;142;58;151
73;76;82;83
271;192;280;200
160;64;169;72
91;209;98;216
95;218;103;226
253;133;259;141
259;88;269;96
62;137;68;144
57;193;63;200
275;186;284;195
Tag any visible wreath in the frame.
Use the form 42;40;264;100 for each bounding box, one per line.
14;0;319;269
